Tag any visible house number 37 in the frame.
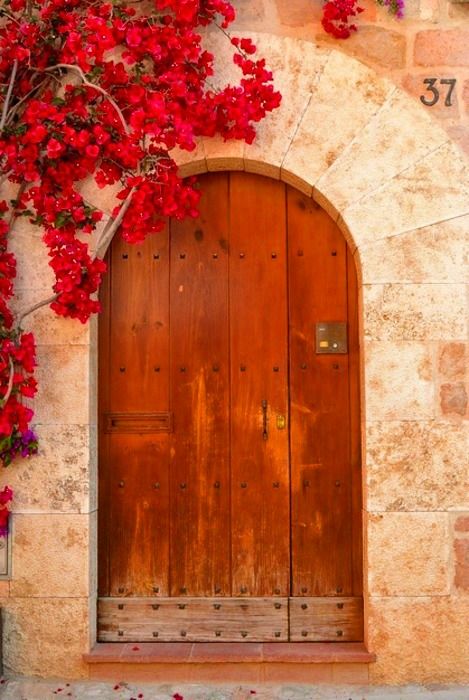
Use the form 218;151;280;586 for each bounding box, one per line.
420;78;457;107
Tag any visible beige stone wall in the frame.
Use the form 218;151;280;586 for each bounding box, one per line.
232;0;469;155
0;30;468;685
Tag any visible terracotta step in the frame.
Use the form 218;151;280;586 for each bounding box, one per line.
84;642;375;683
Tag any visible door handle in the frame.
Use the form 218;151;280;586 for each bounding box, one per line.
262;399;268;441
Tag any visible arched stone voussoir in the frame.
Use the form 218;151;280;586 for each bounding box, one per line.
340;140;469;249
201;31;330;180
238;34;331;179
281;50;395;196
314;87;450;216
354;214;469;286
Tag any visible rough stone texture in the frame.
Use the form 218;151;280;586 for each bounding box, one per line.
366;421;469;512
275;0;322;26
454;516;469;533
0;598;90;678
241;34;330;178
439;382;468;418
367;512;450;596
364;341;434;421
357;215;469;284
2;680;469;699
438;343;467;381
4;424;92;514
447;124;469;158
414;29;469;67
33;345;91;425
315;89;447;213
11;292;90;346
362;284;467;341
341;141;469;247
453;539;469;592
9;513;93;598
8;229;55;292
368;596;469;684
282;51;393;205
79;177;121;215
333;26;407;70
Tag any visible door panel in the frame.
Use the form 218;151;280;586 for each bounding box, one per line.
169;174;231;597
100;232;171;597
98;172;362;642
288;191;353;597
229;174;290;597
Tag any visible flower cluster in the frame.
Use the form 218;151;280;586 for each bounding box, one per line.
322;0;404;38
321;0;364;39
0;485;13;536
0;203;38;469
377;0;405;19
0;0;281;476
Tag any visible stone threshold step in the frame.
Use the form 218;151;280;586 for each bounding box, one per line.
84;642;375;664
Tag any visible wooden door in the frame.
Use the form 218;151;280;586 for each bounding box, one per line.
98;173;362;643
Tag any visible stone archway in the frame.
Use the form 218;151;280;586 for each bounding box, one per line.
5;32;468;684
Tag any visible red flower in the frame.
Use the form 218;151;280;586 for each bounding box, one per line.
46;138;65;159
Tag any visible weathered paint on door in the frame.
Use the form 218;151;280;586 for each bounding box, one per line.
98;172;362;642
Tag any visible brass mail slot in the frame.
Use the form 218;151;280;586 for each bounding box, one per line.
315;322;348;354
105;412;173;433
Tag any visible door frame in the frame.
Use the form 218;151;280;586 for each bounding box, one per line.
96;170;364;644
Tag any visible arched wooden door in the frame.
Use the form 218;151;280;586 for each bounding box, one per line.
98;173;363;642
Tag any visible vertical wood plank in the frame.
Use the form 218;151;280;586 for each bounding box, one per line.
104;231;171;596
288;189;353;597
229;173;290;597
169;173;231;597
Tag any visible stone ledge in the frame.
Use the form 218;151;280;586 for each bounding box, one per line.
84;642;375;664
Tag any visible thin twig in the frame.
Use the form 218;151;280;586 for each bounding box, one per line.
215;23;250;60
42;64;130;135
17;293;58;327
7;181;26;227
0;8;21;26
5;78;50;127
0;358;15;409
0;169;13;188
0;60;18;133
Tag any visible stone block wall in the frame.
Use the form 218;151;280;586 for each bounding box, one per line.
232;0;469;154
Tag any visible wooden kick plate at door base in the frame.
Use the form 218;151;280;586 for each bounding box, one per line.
289;597;363;641
98;597;289;642
104;413;173;434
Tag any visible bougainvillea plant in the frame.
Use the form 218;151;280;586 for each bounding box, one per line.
0;0;282;531
322;0;404;39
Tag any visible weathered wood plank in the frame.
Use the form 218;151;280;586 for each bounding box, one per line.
98;597;289;642
229;173;290;597
169;173;231;596
101;230;171;597
289;597;363;642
